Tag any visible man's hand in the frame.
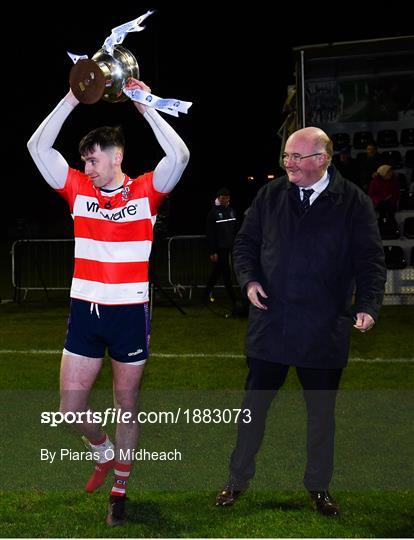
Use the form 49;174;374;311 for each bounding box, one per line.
353;312;375;332
64;89;79;108
125;78;151;114
247;281;268;310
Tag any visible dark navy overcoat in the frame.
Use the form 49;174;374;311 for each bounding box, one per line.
233;167;386;368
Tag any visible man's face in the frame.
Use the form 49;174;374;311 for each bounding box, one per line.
366;145;377;158
283;137;326;188
82;145;120;188
218;195;230;207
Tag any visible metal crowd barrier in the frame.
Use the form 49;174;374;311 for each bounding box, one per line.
10;236;212;302
12;238;413;304
11;239;74;300
168;235;209;295
167;235;237;297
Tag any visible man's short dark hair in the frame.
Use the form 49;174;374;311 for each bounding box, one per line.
79;126;125;156
217;187;230;197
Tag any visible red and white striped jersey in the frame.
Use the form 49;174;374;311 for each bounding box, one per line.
57;168;166;305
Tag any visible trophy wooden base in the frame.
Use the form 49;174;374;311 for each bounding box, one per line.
69;59;106;104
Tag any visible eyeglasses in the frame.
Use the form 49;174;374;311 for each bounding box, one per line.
281;152;323;164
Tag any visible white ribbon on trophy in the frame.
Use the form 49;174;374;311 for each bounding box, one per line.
67;52;89;64
67;11;192;116
102;10;155;55
123;88;192;117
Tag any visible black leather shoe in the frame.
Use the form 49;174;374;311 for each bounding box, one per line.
106;495;127;526
215;484;246;506
309;491;340;517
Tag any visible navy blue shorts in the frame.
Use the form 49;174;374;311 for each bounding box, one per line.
64;299;150;364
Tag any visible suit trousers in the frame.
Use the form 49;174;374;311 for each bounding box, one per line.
229;357;342;491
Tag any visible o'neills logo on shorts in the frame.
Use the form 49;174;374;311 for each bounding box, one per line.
128;349;144;357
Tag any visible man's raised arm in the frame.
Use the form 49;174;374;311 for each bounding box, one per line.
127;79;190;193
27;91;79;189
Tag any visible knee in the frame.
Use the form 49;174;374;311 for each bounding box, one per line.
59;401;85;416
59;390;89;415
113;390;139;412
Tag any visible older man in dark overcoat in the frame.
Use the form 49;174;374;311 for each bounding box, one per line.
216;127;386;517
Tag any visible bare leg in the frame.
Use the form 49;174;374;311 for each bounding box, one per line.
111;360;145;464
60;352;104;441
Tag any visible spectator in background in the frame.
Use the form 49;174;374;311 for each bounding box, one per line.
335;146;360;186
205;188;237;311
368;164;401;218
358;143;385;191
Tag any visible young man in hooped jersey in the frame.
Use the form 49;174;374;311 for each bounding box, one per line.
27;78;189;526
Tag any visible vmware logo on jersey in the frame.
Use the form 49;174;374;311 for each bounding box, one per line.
86;201;138;221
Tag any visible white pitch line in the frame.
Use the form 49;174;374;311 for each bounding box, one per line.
0;350;412;363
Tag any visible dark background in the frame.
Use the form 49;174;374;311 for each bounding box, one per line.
5;4;414;239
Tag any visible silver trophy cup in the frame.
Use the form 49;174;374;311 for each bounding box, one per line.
69;45;139;104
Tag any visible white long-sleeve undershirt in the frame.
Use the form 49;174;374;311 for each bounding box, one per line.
27;99;189;193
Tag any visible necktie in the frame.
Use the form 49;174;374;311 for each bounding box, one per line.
301;188;314;211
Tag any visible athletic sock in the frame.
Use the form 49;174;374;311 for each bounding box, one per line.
84;434;115;493
110;462;132;497
89;434;107;446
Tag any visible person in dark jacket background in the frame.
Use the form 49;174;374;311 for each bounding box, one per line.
205;187;237;309
215;127;386;517
334;145;360;186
